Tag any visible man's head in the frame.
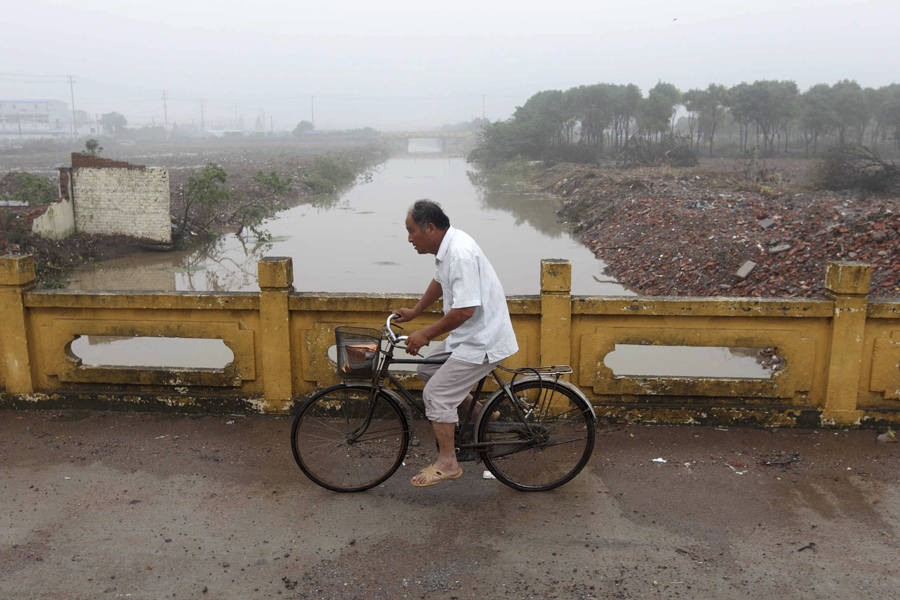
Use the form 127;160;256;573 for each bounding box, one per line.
406;199;450;255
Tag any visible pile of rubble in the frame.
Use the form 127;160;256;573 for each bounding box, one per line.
542;162;900;298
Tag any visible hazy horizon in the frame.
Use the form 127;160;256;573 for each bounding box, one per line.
3;0;898;130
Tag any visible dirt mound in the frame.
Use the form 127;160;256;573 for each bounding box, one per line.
545;160;900;298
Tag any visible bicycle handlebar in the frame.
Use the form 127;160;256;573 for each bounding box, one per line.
386;313;408;344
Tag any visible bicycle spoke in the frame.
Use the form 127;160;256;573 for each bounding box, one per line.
293;387;409;492
479;381;594;491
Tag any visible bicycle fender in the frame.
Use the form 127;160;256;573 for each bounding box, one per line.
313;382;417;441
473;376;596;443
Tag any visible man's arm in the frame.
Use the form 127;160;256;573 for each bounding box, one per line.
403;306;474;356
393;279;442;323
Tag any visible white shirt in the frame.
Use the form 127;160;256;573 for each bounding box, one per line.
433;226;519;364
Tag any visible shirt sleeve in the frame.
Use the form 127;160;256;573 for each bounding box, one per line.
448;257;482;309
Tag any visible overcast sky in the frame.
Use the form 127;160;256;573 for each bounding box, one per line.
3;0;898;129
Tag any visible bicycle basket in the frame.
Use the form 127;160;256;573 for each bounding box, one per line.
334;326;383;379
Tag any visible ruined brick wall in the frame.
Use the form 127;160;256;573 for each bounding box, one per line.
69;154;171;243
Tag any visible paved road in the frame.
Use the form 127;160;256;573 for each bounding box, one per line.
1;410;898;599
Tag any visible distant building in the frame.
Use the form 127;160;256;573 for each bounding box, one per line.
0;99;72;140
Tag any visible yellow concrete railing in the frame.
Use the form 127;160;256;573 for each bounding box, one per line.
1;254;899;427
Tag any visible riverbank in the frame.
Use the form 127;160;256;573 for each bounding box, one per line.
1;140;388;287
540;158;900;298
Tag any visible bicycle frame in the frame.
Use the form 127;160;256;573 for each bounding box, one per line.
344;336;546;458
336;313;594;462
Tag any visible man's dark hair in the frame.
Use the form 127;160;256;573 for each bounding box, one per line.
409;199;450;230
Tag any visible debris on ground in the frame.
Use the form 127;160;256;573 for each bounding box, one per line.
543;158;900;298
877;430;897;443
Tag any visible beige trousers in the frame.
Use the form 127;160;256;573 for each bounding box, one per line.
416;340;500;424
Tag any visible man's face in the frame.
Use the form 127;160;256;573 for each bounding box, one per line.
405;213;436;254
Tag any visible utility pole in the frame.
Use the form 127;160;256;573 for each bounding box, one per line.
311;95;315;130
234;103;238;129
67;75;77;138
200;98;205;132
270;116;273;135
95;114;100;136
16;112;23;140
482;94;486;121
162;90;169;136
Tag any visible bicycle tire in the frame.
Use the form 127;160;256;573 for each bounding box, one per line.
478;380;595;491
292;384;410;492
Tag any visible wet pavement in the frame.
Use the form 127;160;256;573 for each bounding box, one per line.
1;410;898;599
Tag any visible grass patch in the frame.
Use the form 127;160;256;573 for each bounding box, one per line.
300;156;359;194
487;158;546;180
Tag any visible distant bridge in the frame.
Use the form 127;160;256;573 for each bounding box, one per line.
379;131;474;152
379;131;474;139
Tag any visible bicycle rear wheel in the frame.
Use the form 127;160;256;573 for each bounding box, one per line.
478;380;595;491
292;384;409;492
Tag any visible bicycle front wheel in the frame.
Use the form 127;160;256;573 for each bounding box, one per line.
292;384;410;492
478;380;595;491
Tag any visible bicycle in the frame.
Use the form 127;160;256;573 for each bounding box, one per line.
291;314;596;492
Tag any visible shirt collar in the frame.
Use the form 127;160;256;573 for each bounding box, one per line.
435;226;455;262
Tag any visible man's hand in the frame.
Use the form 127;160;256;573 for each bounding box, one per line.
404;330;430;356
392;308;417;323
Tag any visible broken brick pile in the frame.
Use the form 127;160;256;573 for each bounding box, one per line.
544;162;900;299
69;153;147;170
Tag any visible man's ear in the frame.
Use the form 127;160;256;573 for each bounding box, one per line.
425;223;436;236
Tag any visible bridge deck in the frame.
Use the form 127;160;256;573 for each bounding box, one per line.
379;131;474;138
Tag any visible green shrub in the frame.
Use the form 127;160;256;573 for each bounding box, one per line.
300;156;357;193
8;173;57;205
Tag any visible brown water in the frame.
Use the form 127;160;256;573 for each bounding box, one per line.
66;153;772;379
69;155;625;294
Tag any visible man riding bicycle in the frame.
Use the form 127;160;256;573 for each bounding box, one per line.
393;200;518;487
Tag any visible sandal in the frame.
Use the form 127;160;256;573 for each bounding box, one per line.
411;464;463;487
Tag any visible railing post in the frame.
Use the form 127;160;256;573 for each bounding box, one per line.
822;261;870;425
0;255;36;394
258;257;294;412
540;259;572;369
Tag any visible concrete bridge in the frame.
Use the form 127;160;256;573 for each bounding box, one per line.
379;131;474;152
1;255;898;427
379;131;474;139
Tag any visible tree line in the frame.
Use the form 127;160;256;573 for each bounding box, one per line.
469;80;900;166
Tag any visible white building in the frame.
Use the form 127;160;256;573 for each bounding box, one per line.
0;99;72;140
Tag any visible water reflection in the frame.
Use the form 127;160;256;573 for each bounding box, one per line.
467;171;568;239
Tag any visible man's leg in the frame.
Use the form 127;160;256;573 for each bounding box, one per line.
413;356;499;485
418;341;479;423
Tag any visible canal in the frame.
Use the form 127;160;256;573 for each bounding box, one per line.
68;154;627;295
